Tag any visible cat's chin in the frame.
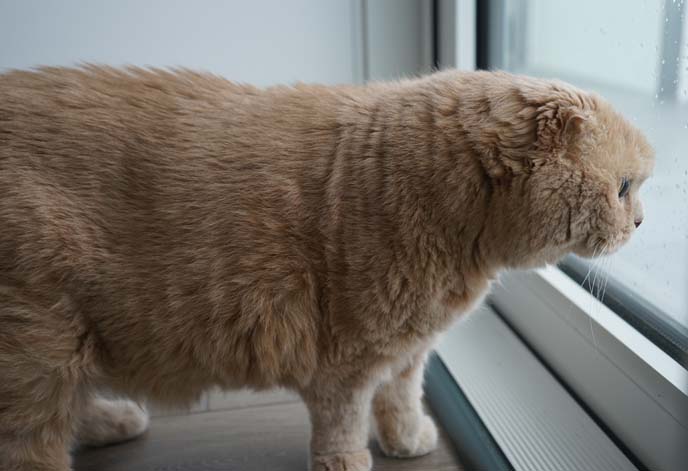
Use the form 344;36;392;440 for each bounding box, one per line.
508;251;567;270
573;245;599;259
573;238;626;259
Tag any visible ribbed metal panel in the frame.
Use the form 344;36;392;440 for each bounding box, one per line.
437;307;636;471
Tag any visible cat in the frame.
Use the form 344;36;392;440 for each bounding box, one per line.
0;66;653;471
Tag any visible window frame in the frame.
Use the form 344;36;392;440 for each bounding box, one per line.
559;255;688;367
490;267;688;471
434;1;688;469
472;0;688;369
477;0;688;359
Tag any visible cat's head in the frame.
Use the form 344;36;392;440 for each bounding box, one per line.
564;98;654;260
470;73;654;268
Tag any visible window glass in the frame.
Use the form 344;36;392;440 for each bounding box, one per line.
496;0;687;327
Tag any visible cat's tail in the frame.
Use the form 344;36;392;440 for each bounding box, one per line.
76;397;149;447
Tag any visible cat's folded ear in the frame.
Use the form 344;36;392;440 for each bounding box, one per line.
471;82;595;178
528;100;589;157
490;94;591;178
485;99;590;178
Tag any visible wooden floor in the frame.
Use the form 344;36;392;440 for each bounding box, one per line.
74;389;464;471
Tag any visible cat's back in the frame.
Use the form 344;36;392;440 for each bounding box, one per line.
0;64;349;163
0;67;349;290
0;64;348;210
0;65;340;167
0;66;252;197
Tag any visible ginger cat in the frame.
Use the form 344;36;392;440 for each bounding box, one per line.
0;67;653;471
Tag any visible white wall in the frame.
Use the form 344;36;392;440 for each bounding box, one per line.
0;0;360;86
365;0;433;81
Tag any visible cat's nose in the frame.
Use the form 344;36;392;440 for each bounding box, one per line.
634;218;643;228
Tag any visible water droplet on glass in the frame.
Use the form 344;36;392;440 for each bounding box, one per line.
661;59;666;64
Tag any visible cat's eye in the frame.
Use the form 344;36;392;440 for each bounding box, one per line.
618;177;631;198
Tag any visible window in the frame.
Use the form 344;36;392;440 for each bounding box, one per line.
486;0;688;363
431;2;688;470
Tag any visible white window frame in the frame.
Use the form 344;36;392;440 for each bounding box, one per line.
490;267;688;470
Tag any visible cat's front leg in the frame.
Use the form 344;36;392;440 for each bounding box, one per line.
302;380;376;471
372;350;438;458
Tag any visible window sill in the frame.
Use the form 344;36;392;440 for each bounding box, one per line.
529;265;688;397
433;305;636;471
488;266;688;470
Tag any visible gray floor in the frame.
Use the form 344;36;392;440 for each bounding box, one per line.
74;389;464;471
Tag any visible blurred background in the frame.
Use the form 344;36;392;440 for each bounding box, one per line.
0;0;433;85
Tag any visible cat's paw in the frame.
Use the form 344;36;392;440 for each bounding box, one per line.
77;398;149;447
311;449;372;471
378;414;438;458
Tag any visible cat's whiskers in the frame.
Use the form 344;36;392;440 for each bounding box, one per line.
597;246;610;299
579;245;600;291
590;246;605;301
589;244;616;351
586;243;610;351
599;248;613;306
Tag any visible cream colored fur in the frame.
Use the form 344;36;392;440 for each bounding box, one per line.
76;398;148;447
0;67;653;470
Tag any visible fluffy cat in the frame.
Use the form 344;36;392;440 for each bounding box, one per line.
0;67;653;471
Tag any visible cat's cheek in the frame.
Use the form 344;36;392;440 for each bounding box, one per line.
608;226;634;253
601;204;636;253
582;222;632;256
